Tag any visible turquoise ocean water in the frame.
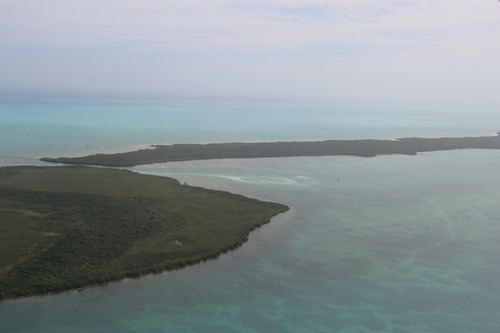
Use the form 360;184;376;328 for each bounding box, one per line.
1;98;499;332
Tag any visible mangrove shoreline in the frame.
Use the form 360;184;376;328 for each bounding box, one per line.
41;133;500;167
0;166;288;301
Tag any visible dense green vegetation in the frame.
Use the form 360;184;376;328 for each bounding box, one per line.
41;133;500;167
0;166;288;300
7;132;499;300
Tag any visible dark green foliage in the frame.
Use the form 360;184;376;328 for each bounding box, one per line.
41;133;500;167
0;166;288;300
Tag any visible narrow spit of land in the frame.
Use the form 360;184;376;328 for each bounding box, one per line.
41;133;500;167
0;166;288;300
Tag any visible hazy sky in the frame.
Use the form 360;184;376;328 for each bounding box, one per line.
1;0;499;103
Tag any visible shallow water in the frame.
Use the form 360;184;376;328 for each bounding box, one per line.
1;98;500;332
1;98;497;158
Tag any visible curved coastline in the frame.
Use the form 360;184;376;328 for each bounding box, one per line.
41;132;500;167
6;132;500;300
0;166;288;301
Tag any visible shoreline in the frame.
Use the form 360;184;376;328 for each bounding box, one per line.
41;132;500;167
0;166;289;301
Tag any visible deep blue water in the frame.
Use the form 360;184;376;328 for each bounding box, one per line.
1;98;500;332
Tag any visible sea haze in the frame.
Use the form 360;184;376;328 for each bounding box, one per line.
1;98;500;332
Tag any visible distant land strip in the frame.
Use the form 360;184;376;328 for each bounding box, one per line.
41;132;500;167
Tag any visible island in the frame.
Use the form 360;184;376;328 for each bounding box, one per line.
41;132;500;167
5;132;500;300
0;166;288;300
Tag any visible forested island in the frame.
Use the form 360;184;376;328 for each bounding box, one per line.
0;166;288;300
41;133;500;167
5;132;500;300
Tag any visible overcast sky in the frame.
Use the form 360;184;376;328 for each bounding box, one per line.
1;0;499;103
